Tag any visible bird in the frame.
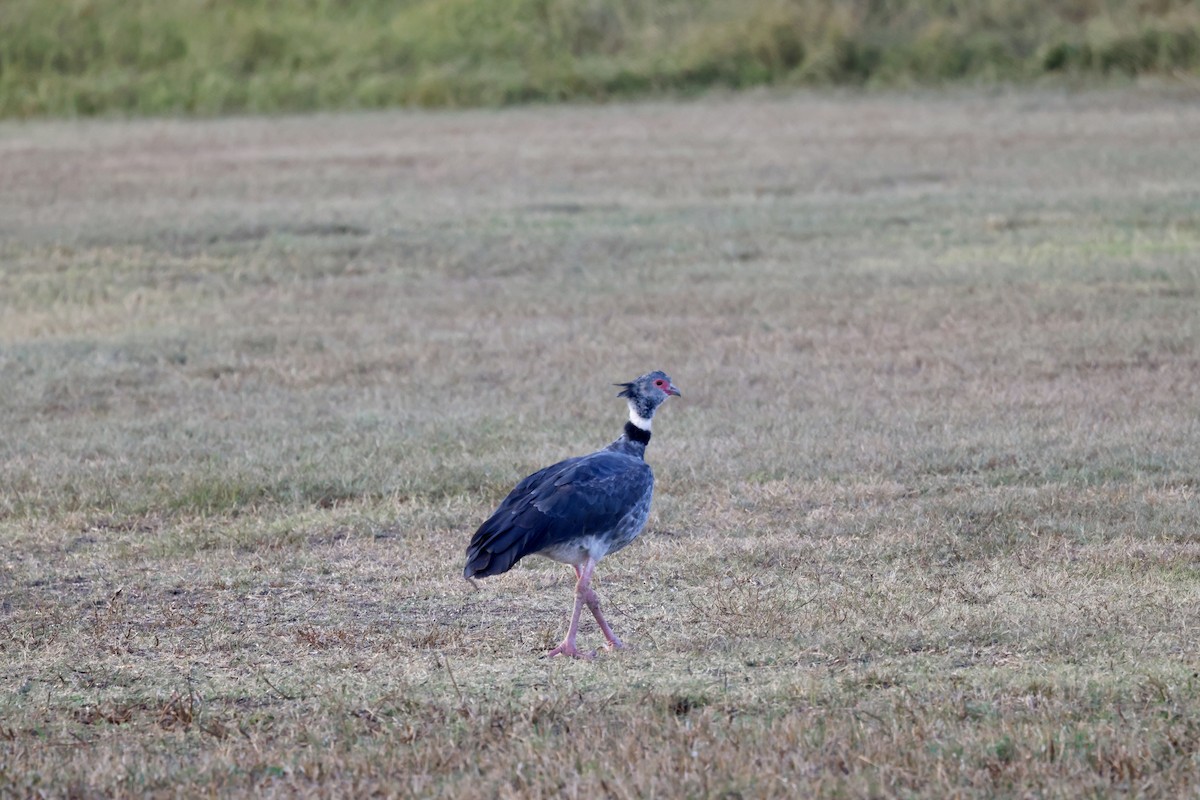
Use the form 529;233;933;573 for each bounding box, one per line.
464;370;681;659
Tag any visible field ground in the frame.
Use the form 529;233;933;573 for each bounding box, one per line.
2;89;1200;797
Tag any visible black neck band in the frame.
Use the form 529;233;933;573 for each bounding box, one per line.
624;421;651;445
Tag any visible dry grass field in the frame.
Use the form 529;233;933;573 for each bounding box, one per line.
2;89;1200;797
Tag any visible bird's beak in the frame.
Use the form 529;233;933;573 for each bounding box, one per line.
667;383;682;397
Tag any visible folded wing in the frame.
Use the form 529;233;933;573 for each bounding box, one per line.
463;451;653;578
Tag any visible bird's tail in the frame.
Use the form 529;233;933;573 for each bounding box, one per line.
463;526;527;578
463;542;493;578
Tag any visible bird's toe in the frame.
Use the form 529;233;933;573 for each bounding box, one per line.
545;642;595;660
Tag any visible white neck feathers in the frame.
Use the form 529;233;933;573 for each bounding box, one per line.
628;406;652;431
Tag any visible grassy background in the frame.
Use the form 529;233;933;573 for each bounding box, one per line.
2;90;1200;795
3;0;1200;118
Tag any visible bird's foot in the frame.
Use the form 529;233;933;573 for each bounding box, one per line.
545;640;595;660
602;636;626;652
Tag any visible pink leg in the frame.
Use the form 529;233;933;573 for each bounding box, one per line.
546;562;595;659
546;557;624;658
545;587;592;659
574;557;625;649
585;597;624;650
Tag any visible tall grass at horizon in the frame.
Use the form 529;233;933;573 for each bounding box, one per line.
2;0;1200;118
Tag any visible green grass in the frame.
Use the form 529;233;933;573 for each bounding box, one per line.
2;90;1200;795
3;0;1200;118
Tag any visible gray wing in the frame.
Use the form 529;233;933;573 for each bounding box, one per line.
463;451;652;578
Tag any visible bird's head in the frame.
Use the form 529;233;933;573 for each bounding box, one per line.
616;370;681;431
